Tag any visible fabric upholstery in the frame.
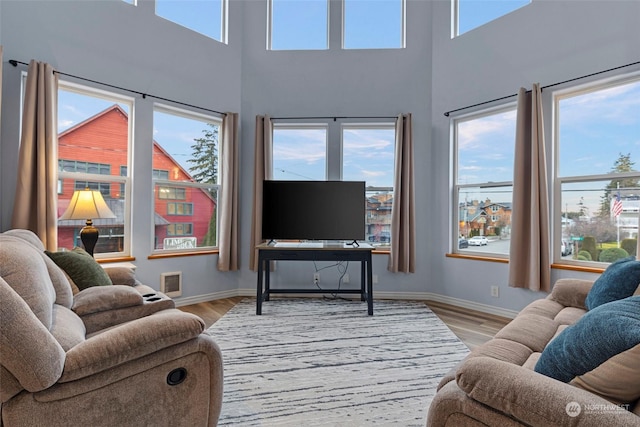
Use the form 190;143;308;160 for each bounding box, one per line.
535;296;640;382
428;277;640;426
0;277;65;392
572;344;640;404
585;256;640;309
0;236;56;328
0;229;223;426
46;248;113;290
103;266;136;286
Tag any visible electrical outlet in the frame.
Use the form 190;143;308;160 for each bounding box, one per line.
343;274;350;283
313;273;320;285
373;274;379;284
491;286;500;298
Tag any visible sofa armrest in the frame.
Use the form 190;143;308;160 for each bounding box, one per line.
549;278;594;309
60;309;204;382
72;285;143;316
456;357;638;426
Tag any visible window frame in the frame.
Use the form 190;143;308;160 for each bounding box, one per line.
267;0;329;51
341;0;406;50
57;80;134;260
154;0;228;44
451;103;517;258
151;103;223;254
552;72;640;267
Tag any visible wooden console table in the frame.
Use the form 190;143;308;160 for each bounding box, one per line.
256;242;374;315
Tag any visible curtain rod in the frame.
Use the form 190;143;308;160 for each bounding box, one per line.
271;115;398;121
9;59;227;117
443;59;640;117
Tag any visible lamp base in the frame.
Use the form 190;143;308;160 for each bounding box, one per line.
80;221;99;257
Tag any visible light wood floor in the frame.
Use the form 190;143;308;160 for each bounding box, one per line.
179;297;511;350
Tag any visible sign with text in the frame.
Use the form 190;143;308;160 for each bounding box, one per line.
163;237;197;249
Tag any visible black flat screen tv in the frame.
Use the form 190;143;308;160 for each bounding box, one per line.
262;180;366;242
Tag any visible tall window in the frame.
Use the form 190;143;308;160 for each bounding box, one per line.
555;75;640;264
152;105;222;252
268;0;328;50
453;106;517;255
343;0;405;49
156;0;227;43
273;125;328;180
343;124;395;246
453;0;530;37
272;121;396;246
57;83;133;257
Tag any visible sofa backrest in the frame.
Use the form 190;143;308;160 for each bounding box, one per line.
1;230;73;308
0;236;57;328
0;277;65;397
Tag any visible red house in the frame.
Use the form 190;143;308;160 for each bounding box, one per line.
57;105;216;253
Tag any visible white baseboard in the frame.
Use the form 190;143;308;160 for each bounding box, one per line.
177;288;518;319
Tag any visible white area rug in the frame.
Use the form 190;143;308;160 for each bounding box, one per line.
206;298;470;426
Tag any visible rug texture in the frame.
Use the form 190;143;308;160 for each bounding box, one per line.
206;298;470;426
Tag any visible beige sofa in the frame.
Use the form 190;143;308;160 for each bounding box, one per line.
0;229;223;426
427;278;640;427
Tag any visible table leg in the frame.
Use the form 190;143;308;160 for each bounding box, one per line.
367;254;373;315
360;259;366;301
256;254;264;315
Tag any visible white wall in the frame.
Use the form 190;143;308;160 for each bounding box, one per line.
1;0;638;313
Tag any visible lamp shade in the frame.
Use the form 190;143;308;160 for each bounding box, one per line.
59;189;116;221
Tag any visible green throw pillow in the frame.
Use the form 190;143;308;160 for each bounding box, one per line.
45;247;113;291
585;256;640;310
534;296;640;383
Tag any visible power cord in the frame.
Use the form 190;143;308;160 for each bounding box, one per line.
313;261;351;300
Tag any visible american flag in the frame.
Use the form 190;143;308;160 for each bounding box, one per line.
611;193;623;217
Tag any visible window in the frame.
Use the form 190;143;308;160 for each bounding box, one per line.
343;124;395;246
273;125;327;180
453;106;517;256
453;0;530;37
555;75;640;265
153;106;221;252
155;0;227;43
268;0;328;50
343;0;404;49
57;83;133;258
271;121;396;247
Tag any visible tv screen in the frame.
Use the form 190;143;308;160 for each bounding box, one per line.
262;180;366;242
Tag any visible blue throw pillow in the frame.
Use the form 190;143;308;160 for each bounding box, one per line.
534;296;640;383
585;256;640;310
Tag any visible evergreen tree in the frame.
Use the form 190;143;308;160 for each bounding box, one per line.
188;123;219;185
188;123;219;246
598;153;639;217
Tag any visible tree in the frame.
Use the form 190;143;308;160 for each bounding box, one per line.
598;153;639;217
188;123;219;185
188;123;219;247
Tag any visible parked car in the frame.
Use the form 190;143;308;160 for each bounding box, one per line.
458;238;469;249
468;236;489;246
561;240;573;256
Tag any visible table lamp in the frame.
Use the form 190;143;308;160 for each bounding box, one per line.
59;189;116;257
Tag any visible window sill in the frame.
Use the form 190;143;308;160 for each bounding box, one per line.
97;256;136;264
446;254;607;274
148;249;219;260
446;253;508;263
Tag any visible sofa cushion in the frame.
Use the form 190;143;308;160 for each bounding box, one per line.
0;236;56;328
571;344;640;404
104;267;136;287
45;248;112;290
534;296;640;383
585;256;640;310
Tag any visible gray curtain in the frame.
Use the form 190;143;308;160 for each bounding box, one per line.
11;60;59;250
388;114;416;273
249;115;273;271
508;84;551;292
217;112;240;271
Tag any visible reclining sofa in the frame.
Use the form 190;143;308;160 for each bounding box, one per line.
427;271;640;427
0;229;223;426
